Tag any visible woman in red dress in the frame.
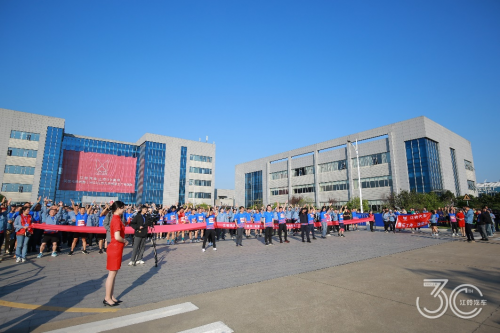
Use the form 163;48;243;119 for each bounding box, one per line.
104;201;128;307
457;208;466;238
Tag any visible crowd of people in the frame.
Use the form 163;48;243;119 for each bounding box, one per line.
0;196;498;265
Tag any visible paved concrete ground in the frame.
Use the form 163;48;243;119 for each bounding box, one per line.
0;228;498;332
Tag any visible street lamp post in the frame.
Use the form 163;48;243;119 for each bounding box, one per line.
348;139;363;213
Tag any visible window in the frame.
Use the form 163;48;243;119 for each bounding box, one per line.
467;180;476;191
245;171;263;208
10;130;40;141
464;160;474;171
189;179;212;187
292;166;314;177
270;170;288;180
319;160;347;173
189;167;212;174
405;138;443;193
352;152;390;168
292;184;315;194
4;165;35;175
353;175;393;189
188;192;212;199
7;147;38;158
1;183;33;193
270;187;289;196
178;146;187;205
320;180;349;192
190;154;212;163
450;148;460;196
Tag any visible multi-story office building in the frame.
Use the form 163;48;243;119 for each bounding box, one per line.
235;116;476;210
0;108;215;205
214;189;235;206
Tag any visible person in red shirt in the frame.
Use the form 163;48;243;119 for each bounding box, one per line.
104;201;127;307
457;209;466;237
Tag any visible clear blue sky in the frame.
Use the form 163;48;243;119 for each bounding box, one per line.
1;0;499;189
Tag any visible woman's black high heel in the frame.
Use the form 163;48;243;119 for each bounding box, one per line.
103;300;119;307
113;300;123;304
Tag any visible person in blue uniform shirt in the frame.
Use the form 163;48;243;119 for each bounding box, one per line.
233;206;246;246
263;205;275;246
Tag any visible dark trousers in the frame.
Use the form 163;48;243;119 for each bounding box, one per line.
390;221;395;232
28;229;42;252
0;233;4;255
229;228;236;237
235;227;243;245
308;224;315;238
384;221;389;231
369;222;374;232
216;228;226;240
301;224;310;241
131;236;146;262
203;229;216;248
465;224;475;241
477;225;488;240
265;226;273;244
278;224;287;242
451;222;458;234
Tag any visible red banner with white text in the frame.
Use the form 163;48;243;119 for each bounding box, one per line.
395;213;431;229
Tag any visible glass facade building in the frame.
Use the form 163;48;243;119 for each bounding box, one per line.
136;141;165;204
38;126;64;199
405;138;443;193
450;148;460;196
245;170;262;208
178;146;187;204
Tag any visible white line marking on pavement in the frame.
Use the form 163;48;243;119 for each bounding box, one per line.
45;302;199;333
177;321;234;333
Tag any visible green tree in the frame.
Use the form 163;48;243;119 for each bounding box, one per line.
346;196;369;212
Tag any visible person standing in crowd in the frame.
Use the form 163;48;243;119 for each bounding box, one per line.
457;208;466;237
253;208;263;238
0;198;12;261
262;205;275;246
202;208;217;252
488;210;496;235
389;210;396;233
37;202;63;258
68;200;91;255
338;207;346;237
449;208;459;237
244;207;252;239
216;207;228;241
292;205;299;236
299;207;310;243
307;207;317;240
104;201;127;307
228;208;235;239
164;206;178;245
195;207;206;242
277;203;289;243
430;210;439;237
464;206;475;242
177;206;187;243
97;204;110;254
5;203;17;255
368;210;375;232
129;205;149;265
351;208;359;231
383;208;390;233
14;206;33;263
28;197;43;253
477;207;492;241
320;206;328;239
188;209;199;242
234;206;246;247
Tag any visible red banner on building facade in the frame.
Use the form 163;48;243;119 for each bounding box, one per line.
58;150;137;193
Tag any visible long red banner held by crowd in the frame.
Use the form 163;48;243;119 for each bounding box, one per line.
31;216;374;234
395;213;431;229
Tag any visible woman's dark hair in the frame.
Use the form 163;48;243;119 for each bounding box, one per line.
110;201;125;212
431;210;436;214
321;206;326;212
300;207;308;215
21;206;31;214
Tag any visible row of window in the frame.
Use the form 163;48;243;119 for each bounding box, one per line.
189;167;212;174
1;183;32;193
292;184;315;194
353;175;392;189
10;130;40;141
270;170;288;180
319;180;349;192
352;152;390;168
189;179;212;187
293;166;314;177
319;160;347;173
270;187;289;196
190;154;212;163
7;147;38;158
464;160;474;171
188;192;212;199
4;165;35;175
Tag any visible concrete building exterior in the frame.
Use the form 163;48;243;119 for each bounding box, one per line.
0;108;215;205
214;189;235;207
235;116;476;211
